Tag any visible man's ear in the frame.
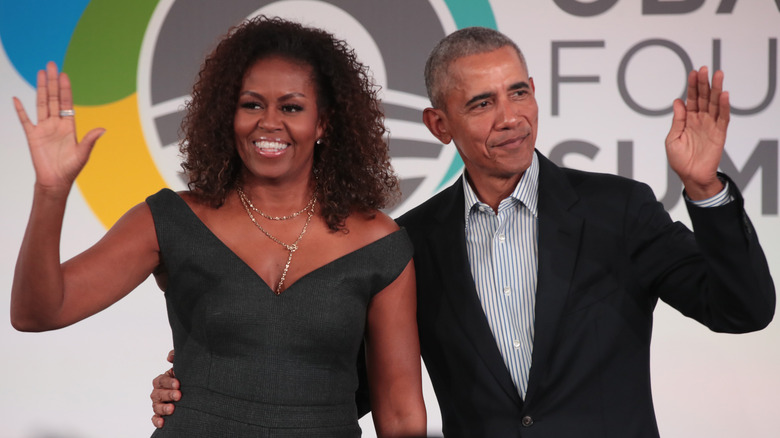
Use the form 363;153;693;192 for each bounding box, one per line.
422;107;452;145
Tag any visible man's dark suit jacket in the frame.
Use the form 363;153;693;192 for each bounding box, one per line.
393;151;775;437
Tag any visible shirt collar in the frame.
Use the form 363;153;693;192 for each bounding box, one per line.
463;151;540;223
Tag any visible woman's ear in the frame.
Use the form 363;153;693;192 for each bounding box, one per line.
315;114;328;144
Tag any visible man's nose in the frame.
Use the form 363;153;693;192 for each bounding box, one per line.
495;99;520;129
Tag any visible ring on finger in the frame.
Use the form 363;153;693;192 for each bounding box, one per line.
59;109;75;117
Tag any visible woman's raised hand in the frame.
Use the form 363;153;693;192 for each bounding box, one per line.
13;61;104;191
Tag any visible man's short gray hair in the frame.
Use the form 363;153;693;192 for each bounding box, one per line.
424;27;527;109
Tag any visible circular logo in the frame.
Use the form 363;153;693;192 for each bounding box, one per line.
7;0;496;227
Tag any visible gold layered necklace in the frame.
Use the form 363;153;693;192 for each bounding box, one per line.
236;187;316;295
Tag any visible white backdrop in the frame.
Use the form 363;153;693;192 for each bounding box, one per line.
1;1;779;437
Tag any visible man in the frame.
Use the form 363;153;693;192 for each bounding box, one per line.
151;28;774;437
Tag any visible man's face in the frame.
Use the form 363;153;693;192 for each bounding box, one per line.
425;46;538;185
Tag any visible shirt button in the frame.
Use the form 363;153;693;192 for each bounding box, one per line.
498;234;506;243
503;286;511;296
522;415;534;427
479;206;488;212
513;339;521;348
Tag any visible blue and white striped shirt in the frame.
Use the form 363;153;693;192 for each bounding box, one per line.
463;153;731;400
463;153;540;399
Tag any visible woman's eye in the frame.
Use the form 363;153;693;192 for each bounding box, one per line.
240;102;261;110
283;104;304;113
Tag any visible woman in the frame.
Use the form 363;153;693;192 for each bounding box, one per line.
11;16;426;437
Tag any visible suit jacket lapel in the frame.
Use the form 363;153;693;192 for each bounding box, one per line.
523;152;583;407
430;178;523;408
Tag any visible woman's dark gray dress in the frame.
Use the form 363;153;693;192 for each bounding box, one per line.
146;189;413;437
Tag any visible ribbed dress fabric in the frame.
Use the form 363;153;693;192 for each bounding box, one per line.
146;188;412;437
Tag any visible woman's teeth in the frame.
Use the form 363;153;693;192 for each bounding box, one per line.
253;140;289;152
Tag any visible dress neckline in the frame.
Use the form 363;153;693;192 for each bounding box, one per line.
161;188;405;295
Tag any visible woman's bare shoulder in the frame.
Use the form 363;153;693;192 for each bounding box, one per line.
175;190;218;216
343;210;401;243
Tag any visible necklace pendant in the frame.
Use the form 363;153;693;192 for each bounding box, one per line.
237;187;316;297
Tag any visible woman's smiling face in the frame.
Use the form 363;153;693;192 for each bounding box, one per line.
233;56;325;184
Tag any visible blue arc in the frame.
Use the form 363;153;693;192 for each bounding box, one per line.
0;0;90;85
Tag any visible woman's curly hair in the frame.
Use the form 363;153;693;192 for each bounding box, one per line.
181;16;398;231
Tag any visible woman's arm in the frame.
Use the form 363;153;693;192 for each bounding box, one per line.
10;62;159;331
365;260;427;437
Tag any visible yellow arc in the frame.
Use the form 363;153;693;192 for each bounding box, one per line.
74;94;168;229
